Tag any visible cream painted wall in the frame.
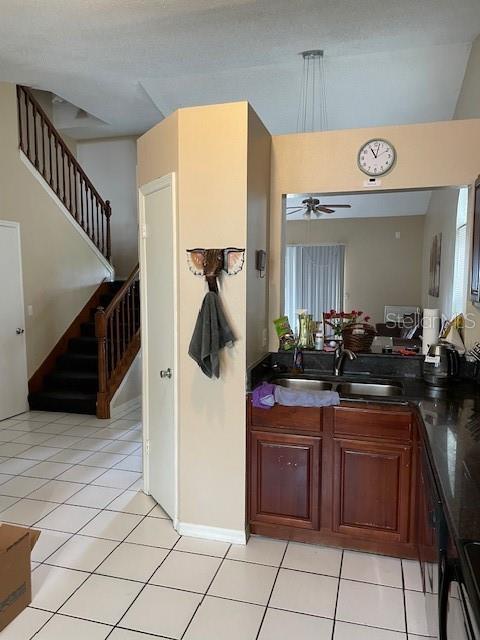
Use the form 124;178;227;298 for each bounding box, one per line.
286;215;424;325
138;102;272;535
110;352;141;415
246;105;271;367
0;83;112;376
137;111;179;187
77;137;138;278
269;119;480;350
421;189;459;319
176;103;248;533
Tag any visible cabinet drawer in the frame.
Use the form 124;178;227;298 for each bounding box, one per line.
333;406;412;441
251;403;322;433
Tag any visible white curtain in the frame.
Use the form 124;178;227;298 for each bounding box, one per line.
284;244;345;330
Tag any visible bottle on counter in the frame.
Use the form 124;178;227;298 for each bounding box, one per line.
314;329;324;351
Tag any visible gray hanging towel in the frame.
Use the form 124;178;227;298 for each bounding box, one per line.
188;291;235;378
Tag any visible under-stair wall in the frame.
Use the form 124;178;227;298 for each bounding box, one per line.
0;82;114;377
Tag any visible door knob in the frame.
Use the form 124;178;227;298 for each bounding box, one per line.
160;368;172;379
16;328;25;335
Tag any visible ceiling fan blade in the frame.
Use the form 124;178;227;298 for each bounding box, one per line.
317;206;335;214
286;207;305;215
321;204;352;208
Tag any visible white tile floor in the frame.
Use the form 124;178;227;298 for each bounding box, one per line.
0;408;433;639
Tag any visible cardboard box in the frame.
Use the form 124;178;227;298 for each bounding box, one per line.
0;523;40;632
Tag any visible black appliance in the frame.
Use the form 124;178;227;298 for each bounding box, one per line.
423;341;460;387
418;449;480;639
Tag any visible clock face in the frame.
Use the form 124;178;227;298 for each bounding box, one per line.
358;139;396;176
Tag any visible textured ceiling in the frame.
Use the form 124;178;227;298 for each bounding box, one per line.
0;0;479;138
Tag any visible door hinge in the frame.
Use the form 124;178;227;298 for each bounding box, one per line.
145;440;150;454
141;224;148;239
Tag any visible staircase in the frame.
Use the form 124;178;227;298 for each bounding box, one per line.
18;85;141;418
29;281;124;414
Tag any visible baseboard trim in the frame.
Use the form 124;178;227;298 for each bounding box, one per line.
176;522;247;545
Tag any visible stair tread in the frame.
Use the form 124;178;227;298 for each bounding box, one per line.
30;390;96;400
49;370;98;380
60;352;97;360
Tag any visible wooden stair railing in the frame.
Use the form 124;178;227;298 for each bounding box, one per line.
16;85;112;262
95;264;140;418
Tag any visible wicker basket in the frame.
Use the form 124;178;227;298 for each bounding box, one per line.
342;323;376;353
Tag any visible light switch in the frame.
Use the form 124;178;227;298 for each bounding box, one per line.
395;232;401;240
27;305;33;316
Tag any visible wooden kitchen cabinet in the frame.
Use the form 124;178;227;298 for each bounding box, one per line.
247;398;418;557
249;430;321;530
332;437;412;543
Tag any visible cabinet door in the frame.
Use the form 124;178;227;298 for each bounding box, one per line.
471;178;480;303
333;438;412;542
249;430;321;529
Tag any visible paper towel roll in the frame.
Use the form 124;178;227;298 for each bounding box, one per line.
422;309;441;355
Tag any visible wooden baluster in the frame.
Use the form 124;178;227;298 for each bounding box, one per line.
121;297;126;355
95;306;109;419
41;121;46;178
100;205;105;255
115;307;121;369
17;86;24;153
54;138;59;194
25;95;31;159
32;101;39;169
96;201;100;249
61;147;66;204
109;316;114;375
126;289;131;342
90;191;94;243
79;177;85;229
131;281;136;333
85;187;90;236
48;126;54;187
73;167;78;221
105;201;112;262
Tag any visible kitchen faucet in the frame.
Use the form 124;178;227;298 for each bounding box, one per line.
333;344;357;376
293;345;304;373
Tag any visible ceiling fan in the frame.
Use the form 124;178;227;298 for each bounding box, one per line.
286;197;352;217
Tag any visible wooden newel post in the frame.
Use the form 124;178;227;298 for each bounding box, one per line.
105;200;112;263
95;306;109;418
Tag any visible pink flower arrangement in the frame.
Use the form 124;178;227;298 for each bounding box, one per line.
324;309;372;336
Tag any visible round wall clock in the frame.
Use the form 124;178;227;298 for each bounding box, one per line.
358;139;396;176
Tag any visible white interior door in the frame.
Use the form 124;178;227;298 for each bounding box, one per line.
139;175;178;522
0;221;28;420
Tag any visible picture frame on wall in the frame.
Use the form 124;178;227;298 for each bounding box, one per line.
428;232;442;298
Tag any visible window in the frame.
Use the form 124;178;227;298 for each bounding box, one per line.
284;244;345;330
451;187;469;316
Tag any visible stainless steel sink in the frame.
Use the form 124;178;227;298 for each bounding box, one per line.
336;382;403;397
271;378;333;391
269;376;403;398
